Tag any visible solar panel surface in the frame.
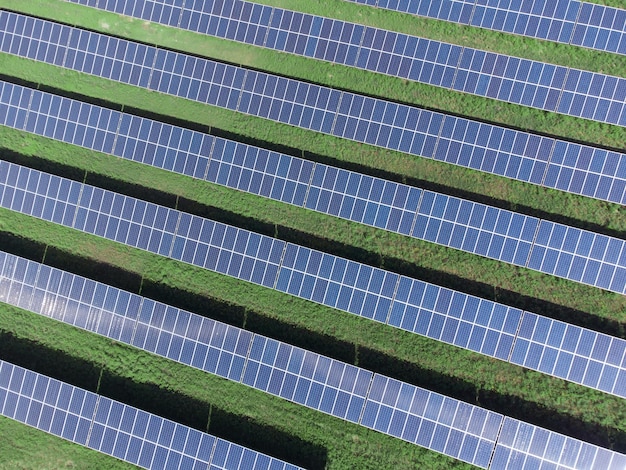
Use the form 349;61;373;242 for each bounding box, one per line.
0;360;304;470
1;82;625;295
1;12;625;206
2;253;625;468
2;163;626;398
341;0;626;56
64;0;626;127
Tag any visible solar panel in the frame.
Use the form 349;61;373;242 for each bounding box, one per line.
509;313;626;396
490;417;626;470
2;252;626;468
1;13;625;206
62;0;626;127
2;162;626;399
1;82;625;294
0;360;303;470
571;3;626;55
341;0;626;56
361;374;501;467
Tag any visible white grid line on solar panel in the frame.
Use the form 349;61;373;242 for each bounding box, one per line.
87;396;217;469
240;334;375;424
77;0;626;60
0;252;504;468
342;0;626;56
72;0;626;127
361;374;502;468
0;162;533;368
0;250;370;426
469;0;580;43
490;417;626;470
0;165;284;290
0;361;303;470
0;156;620;359
412;191;539;267
2;14;626;206
387;276;523;361
274;242;526;361
0;255;254;384
138;1;626;126
3;163;626;403
0;360;97;446
509;312;626;398
8;87;621;302
3;79;626;230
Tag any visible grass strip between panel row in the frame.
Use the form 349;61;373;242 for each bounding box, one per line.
0;0;625;151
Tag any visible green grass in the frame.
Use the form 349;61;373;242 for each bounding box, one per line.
0;302;473;470
1;0;625;151
0;417;138;469
582;0;626;8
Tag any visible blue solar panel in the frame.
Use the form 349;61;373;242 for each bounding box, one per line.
367;374;501;466
2;82;625;295
341;0;626;56
2;14;626;206
0;360;304;470
509;313;626;396
59;0;626;126
0;162;532;362
491;417;626;470
3;251;626;466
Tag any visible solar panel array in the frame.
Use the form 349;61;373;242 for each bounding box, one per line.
65;0;626;127
1;81;626;295
0;252;501;468
342;0;626;56
2;162;626;400
0;360;304;470
2;252;626;469
2;12;626;207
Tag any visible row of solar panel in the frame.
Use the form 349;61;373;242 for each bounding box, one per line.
1;12;625;207
1;81;625;297
65;0;626;127
1;161;625;400
342;0;626;56
0;360;303;470
2;253;625;469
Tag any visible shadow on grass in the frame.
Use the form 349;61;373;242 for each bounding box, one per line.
0;331;327;469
